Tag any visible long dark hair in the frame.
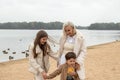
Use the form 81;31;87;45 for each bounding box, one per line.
33;30;50;58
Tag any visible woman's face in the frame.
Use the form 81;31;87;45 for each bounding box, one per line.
64;25;74;37
40;37;48;45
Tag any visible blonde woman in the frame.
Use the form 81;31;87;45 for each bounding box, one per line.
28;30;58;80
58;21;87;80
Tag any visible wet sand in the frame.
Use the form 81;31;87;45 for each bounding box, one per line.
0;41;120;80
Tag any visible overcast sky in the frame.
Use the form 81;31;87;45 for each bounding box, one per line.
0;0;120;26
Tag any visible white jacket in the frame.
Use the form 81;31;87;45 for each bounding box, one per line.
28;42;58;74
59;29;87;79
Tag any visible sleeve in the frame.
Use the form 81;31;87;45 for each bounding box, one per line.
76;38;87;66
29;43;44;73
58;36;64;61
46;65;63;79
58;36;63;58
48;48;58;61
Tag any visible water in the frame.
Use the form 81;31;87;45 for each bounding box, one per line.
0;29;120;62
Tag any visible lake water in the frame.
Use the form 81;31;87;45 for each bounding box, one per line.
0;29;120;62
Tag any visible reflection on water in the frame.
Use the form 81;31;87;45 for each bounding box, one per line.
0;30;120;62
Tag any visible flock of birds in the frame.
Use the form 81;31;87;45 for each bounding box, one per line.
2;48;29;61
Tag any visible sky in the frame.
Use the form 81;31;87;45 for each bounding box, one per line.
0;0;120;26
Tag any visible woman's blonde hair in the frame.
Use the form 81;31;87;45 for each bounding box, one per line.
62;21;77;36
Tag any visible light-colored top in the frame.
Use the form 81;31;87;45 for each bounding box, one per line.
28;42;58;74
62;36;75;54
66;35;75;44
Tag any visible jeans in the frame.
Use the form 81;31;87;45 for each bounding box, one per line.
66;75;74;80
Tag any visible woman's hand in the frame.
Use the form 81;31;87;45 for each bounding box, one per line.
75;62;80;70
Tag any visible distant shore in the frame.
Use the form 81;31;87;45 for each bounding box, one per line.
0;41;120;80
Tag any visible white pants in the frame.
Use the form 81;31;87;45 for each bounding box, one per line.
59;54;66;65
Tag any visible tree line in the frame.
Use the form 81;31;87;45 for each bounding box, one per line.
88;22;120;30
0;21;120;30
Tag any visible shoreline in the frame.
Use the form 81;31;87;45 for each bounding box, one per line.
0;40;119;63
0;41;120;80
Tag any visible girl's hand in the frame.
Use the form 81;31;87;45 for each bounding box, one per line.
41;71;47;79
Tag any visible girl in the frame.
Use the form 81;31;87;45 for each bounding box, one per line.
28;30;58;80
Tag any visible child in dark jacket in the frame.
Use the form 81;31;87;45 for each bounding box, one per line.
45;52;80;80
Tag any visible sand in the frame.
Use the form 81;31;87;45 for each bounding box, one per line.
0;41;120;80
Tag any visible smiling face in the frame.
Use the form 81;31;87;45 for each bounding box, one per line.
64;25;74;37
40;36;48;45
66;58;76;67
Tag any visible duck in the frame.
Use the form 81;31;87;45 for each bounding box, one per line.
2;50;8;54
9;56;14;60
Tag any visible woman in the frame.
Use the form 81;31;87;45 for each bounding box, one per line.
28;30;58;80
58;21;87;80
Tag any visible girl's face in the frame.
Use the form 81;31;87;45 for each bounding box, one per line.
64;25;74;37
40;37;48;45
66;58;76;66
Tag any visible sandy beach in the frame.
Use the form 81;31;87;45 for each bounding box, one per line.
0;41;120;80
